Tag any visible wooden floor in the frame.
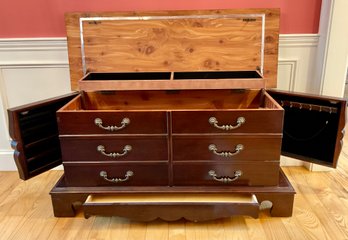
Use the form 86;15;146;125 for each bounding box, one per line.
1;154;348;239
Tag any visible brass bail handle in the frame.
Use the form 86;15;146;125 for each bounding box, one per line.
100;170;134;183
208;144;244;157
97;145;132;158
208;170;242;183
209;117;245;130
94;117;130;131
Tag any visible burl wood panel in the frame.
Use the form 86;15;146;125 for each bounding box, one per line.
65;9;280;90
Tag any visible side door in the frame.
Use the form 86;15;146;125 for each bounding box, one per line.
267;89;346;168
7;92;79;180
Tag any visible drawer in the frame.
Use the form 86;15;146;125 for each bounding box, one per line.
173;162;279;186
57;111;167;135
172;110;283;134
60;136;168;161
83;193;260;220
63;162;168;187
172;135;281;161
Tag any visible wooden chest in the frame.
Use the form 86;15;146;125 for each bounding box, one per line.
8;9;346;221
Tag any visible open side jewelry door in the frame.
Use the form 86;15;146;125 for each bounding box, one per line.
268;89;346;168
7;93;78;180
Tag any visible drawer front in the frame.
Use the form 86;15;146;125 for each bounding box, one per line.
172;136;281;161
60;136;168;161
173;162;279;186
64;162;168;187
172;110;283;134
58;111;167;134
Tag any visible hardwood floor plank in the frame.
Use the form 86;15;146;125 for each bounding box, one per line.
0;171;62;240
280;217;309;240
244;216;269;240
168;219;186;240
224;216;250;240
284;167;345;240
185;221;210;240
0;172;20;202
107;217;131;240
313;173;348;238
127;222;147;240
87;216;111;240
260;218;292;240
9;217;58;240
47;216;95;240
145;220;168;240
330;157;348;193
206;219;226;240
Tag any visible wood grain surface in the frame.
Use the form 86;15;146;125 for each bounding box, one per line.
82;17;262;72
65;9;279;90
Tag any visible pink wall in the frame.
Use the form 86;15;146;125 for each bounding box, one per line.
0;0;322;37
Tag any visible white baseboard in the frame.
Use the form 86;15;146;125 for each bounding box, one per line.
280;156;305;167
0;150;17;170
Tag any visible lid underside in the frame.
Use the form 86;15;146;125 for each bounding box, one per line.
65;9;280;91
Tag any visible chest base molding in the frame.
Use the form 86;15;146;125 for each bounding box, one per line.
50;169;295;221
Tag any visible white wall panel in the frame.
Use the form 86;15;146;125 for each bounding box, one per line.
278;34;319;93
2;67;70;108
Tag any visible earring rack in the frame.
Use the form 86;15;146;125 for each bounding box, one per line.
280;100;338;114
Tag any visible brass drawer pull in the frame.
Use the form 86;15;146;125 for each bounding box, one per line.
97;145;132;158
94;117;130;131
208;117;245;130
208;170;242;183
100;170;134;183
208;144;244;157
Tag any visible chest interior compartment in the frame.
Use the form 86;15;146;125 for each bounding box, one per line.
61;89;280;111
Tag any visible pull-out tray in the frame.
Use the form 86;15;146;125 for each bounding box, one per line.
83;193;260;221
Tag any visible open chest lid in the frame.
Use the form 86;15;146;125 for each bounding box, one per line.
65;9;280;91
